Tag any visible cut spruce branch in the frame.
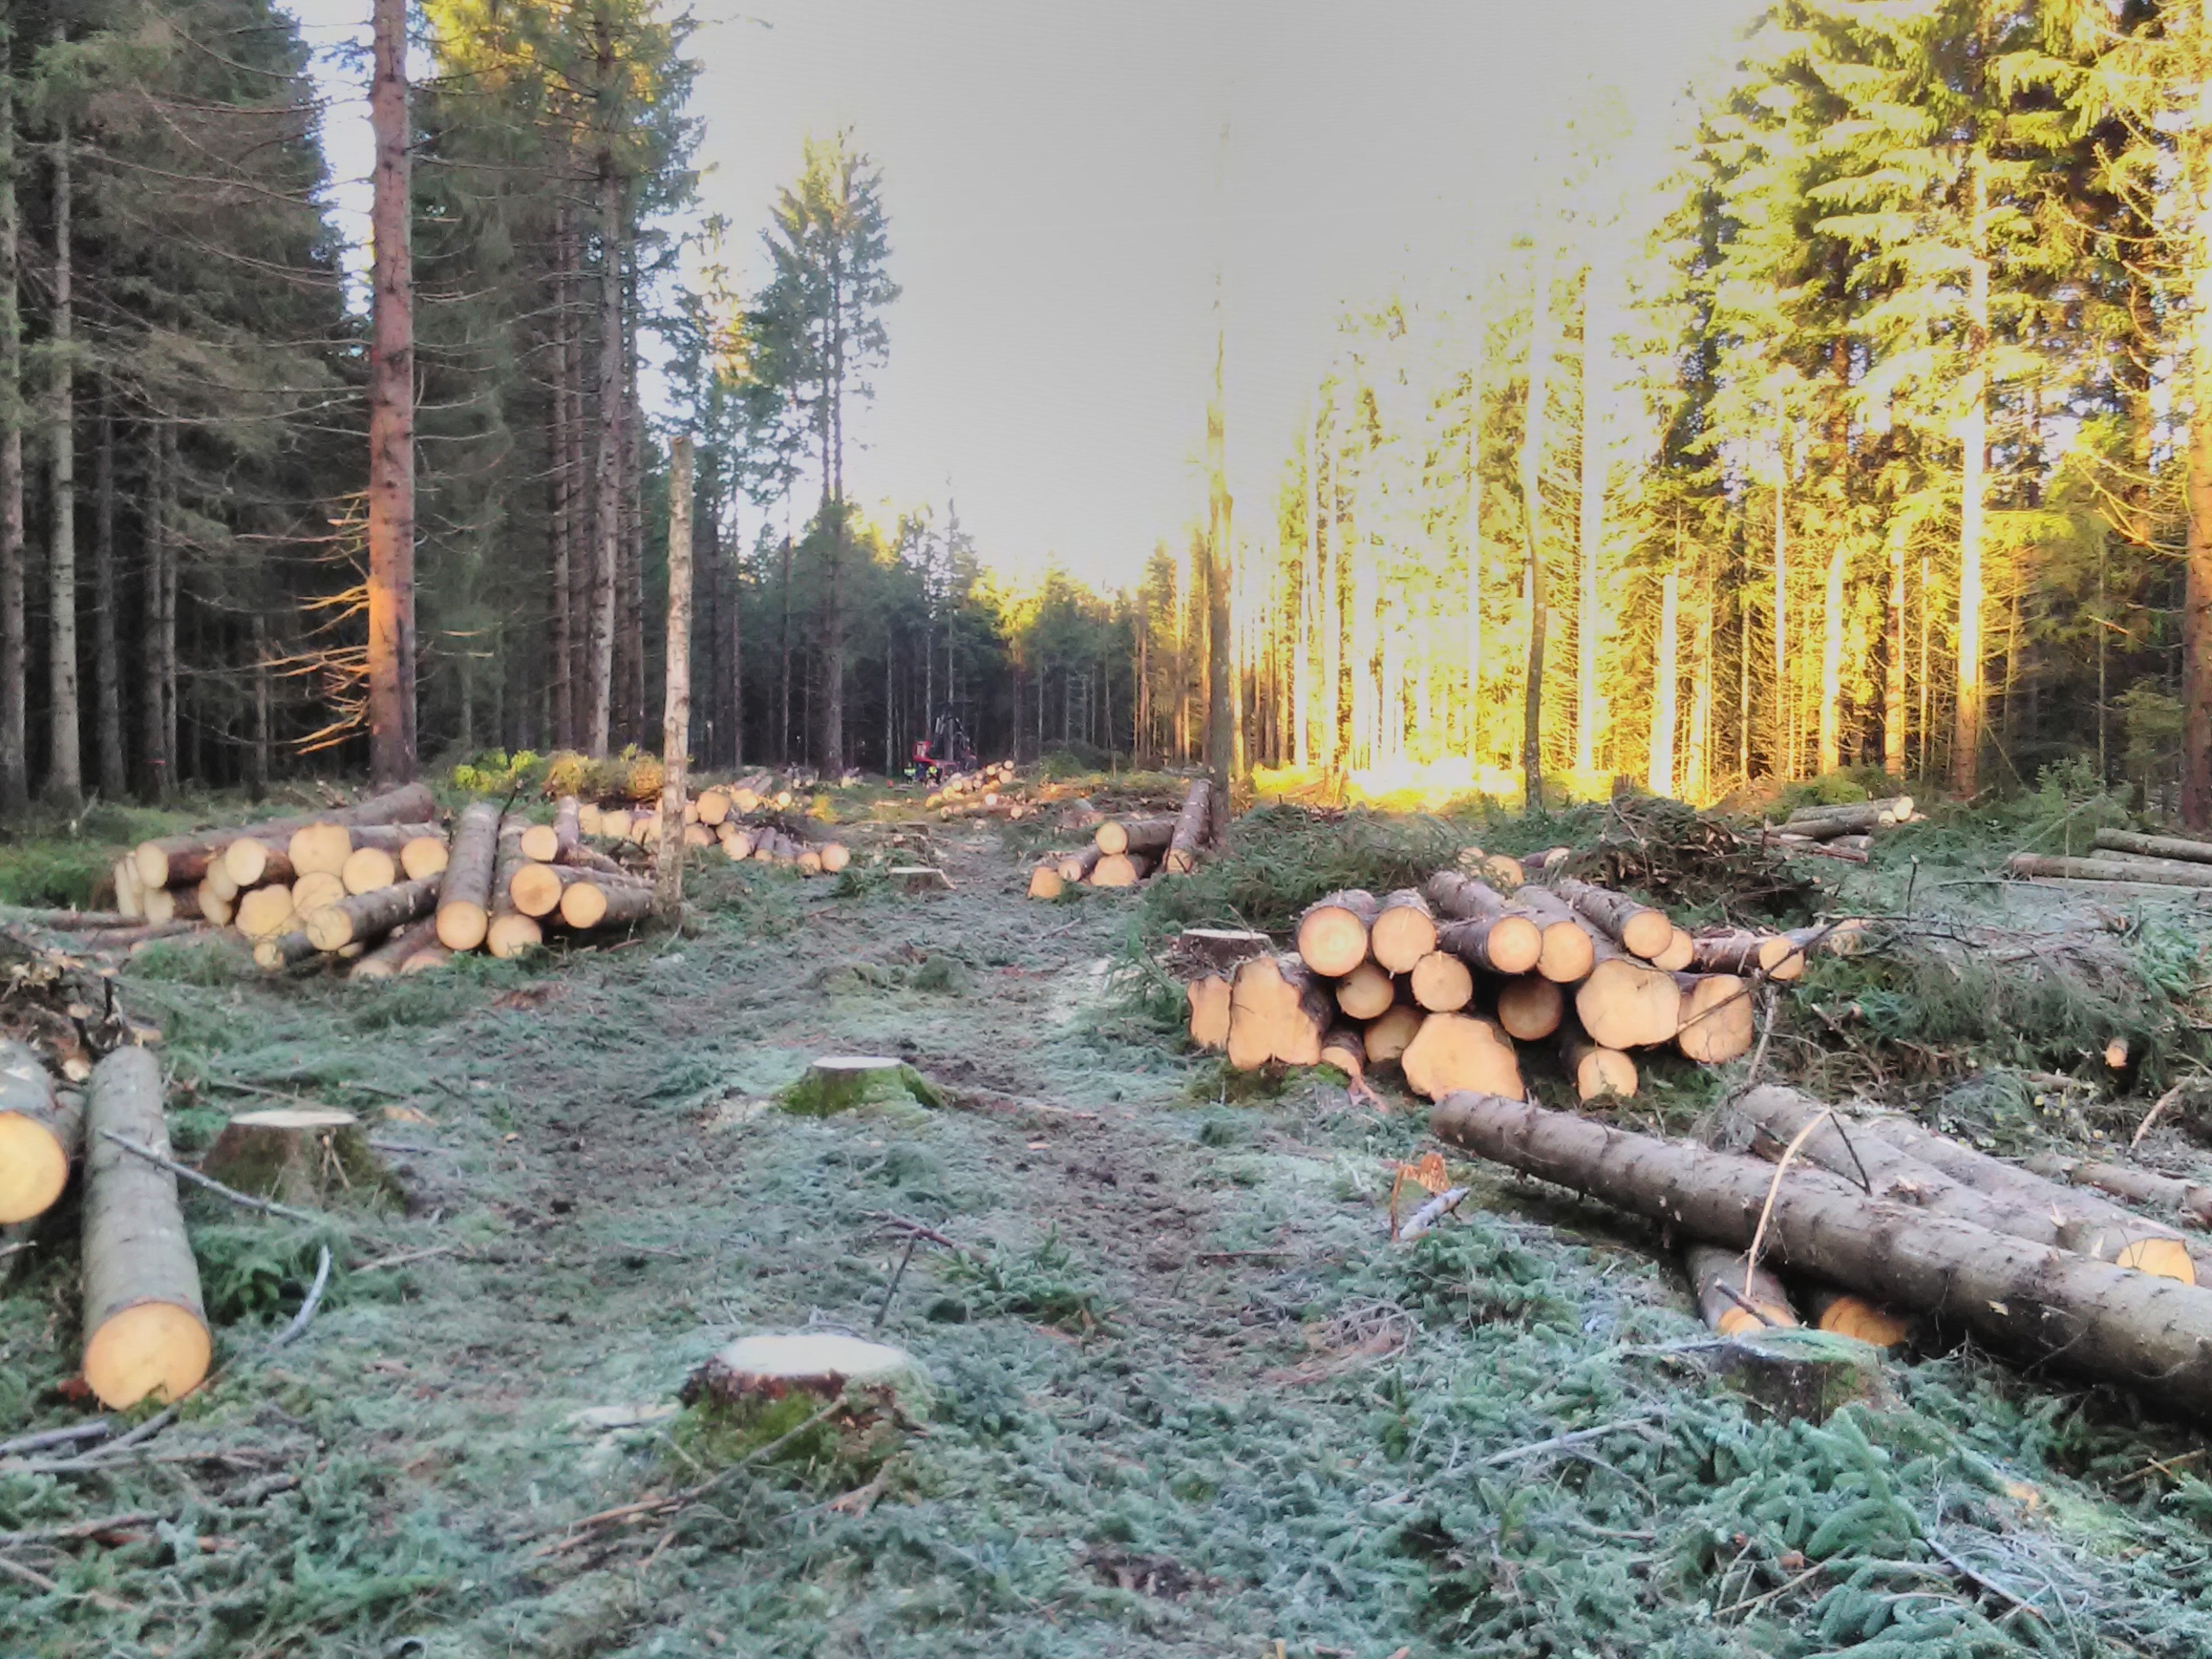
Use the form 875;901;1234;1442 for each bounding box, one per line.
1295;889;1382;976
1369;889;1438;974
0;1041;77;1224
134;783;436;889
1428;1091;2212;1414
1554;877;1673;960
82;1047;211;1409
435;801;503;950
2005;852;2212;889
1161;779;1211;874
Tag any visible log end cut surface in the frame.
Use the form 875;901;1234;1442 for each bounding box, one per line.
695;1332;915;1404
0;1110;71;1224
83;1301;213;1413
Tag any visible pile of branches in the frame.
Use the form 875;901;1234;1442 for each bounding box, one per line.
1560;796;1821;918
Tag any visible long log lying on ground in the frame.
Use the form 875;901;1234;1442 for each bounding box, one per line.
136;782;436;889
1162;779;1211;874
1690;930;1800;978
2092;827;2212;866
1402;1013;1522;1103
435;802;504;950
511;858;597;918
1095;816;1176;857
1336;959;1396;1020
0;1041;76;1224
1726;1087;2208;1282
1295;890;1381;976
304;875;442;954
81;1046;211;1408
1370;889;1439;974
1559;1019;1637;1101
1573;941;1681;1051
1027;858;1069;899
1226;953;1332;1068
2026;1154;2212;1230
2006;852;2212;889
1091;850;1155;888
1686;1243;1800;1336
1781;797;1912;839
1428;1090;2212;1414
351;918;441;981
1554;877;1673;960
558;873;654;931
1055;845;1103;885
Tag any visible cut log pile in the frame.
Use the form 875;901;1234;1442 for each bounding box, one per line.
925;759;1020;815
1181;858;1855;1103
2005;824;2212;895
1029;779;1212;897
1764;794;1919;864
578;777;851;875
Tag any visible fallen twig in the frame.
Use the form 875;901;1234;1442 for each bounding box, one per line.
99;1130;328;1226
268;1246;332;1351
352;1243;460;1274
0;1421;111;1459
1481;1414;1662;1466
2133;1084;2189;1149
1395;1187;1471;1243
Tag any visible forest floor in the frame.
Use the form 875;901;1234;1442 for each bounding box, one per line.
9;779;2212;1657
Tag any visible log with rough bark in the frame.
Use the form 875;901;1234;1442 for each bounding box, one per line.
1094;816;1176;857
401;938;452;975
2025;1154;2212;1230
558;874;655;931
252;928;323;972
1295;890;1382;976
523;797;583;863
2007;852;2212;889
511;859;596;918
1187;975;1231;1050
1401;1012;1522;1103
222;833;293;888
81;1046;211;1408
1369;889;1438;974
1690;930;1800;978
303;875;442;953
1573;942;1682;1051
1675;974;1756;1064
1092;851;1155;888
351;917;440;981
135;782;436;890
1554;877;1673;960
142;884;204;926
1162;779;1211;874
1503;885;1599;984
435;801;504;950
201;1107;386;1205
1686;1243;1800;1336
1781;796;1912;838
0;1041;76;1224
1319;1024;1367;1080
1726;1087;2208;1283
1494;976;1564;1041
1408;950;1475;1013
2092;827;2212;866
1335;959;1396;1020
1055;845;1104;885
1429;1090;2212;1414
1226;953;1332;1069
1363;1004;1424;1065
1560;1020;1637;1101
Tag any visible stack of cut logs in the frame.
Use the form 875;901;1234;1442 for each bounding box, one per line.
1185;858;1855;1102
1428;1084;2212;1413
578;772;851;875
1029;779;1211;897
1764;794;1917;864
925;760;1020;813
2007;825;2212;895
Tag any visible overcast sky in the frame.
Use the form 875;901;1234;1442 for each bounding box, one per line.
289;0;1762;588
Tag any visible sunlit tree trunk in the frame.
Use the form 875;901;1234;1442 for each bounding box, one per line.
45;86;79;806
1819;543;1846;774
1465;309;1484;767
1205;314;1233;830
92;388;122;799
1885;531;1906;777
777;529;793;764
2185;8;2212;826
1954;146;1990;799
656;435;692;912
1771;436;1789;782
1918;549;1931;775
550;201;575;751
1322;435;1343;775
1686;550;1713;804
367;0;416;785
1574;264;1611;777
1520;240;1554;807
586;19;624;757
0;16;22;814
1351;524;1376;771
1649;563;1679;798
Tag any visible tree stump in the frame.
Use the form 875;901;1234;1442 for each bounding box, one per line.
889;865;953;894
681;1332;923;1472
200;1108;393;1207
780;1057;945;1116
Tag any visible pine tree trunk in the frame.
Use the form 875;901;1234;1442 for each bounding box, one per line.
159;424;178;791
728;510;745;768
1819;543;1845;774
1465;313;1484;766
2187;33;2212;827
1885;531;1906;777
139;415;168;799
1954;147;1991;799
656;437;693;914
1321;437;1342;774
1686;550;1712;803
586;75;623;758
1205;318;1232;832
1771;445;1789;783
366;0;416;788
92;389;122;799
1649;563;1678;798
564;213;589;749
0;26;22;816
1520;241;1554;807
621;302;645;746
777;531;792;764
1574;263;1608;777
46;99;79;807
250;613;270;799
550;200;575;752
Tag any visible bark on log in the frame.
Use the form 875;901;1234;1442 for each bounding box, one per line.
142;884;203;925
1334;959;1397;1020
400;939;452;976
1226;953;1332;1068
351;917;440;981
1294;890;1381;976
1055;845;1103;884
1409;950;1476;1013
1187;975;1230;1050
200;1107;386;1205
2092;827;2212;866
2006;853;2212;889
1176;928;1274;970
134;782;435;889
435;801;503;950
1690;930;1799;977
1554;877;1673;959
304;876;441;953
1319;1025;1367;1080
1435;914;1542;978
1429;1090;2212;1414
0;1040;75;1224
2026;1154;2212;1230
252;928;321;972
1687;1243;1800;1336
81;1046;210;1408
1573;942;1682;1051
1094;816;1176;857
1369;889;1439;974
523;797;583;863
559;875;655;931
1494;976;1564;1041
1401;1013;1522;1103
1505;885;1599;984
1363;1005;1424;1065
1162;779;1211;874
1675;974;1756;1065
1780;804;1900;839
1560;1020;1637;1101
221;834;291;889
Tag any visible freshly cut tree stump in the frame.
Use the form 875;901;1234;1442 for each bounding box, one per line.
2092;827;2212;867
304;876;442;952
1027;861;1066;900
1295;890;1381;977
1494;976;1564;1041
1161;779;1211;874
1560;1021;1637;1101
780;1057;944;1115
1689;931;1799;977
1687;1243;1801;1336
1401;1013;1522;1103
1363;1005;1424;1065
1574;944;1683;1051
1226;953;1332;1068
1335;959;1397;1020
1094;816;1176;857
1319;1024;1367;1080
1187;975;1232;1049
559;875;654;931
523;798;582;863
234;884;296;944
1509;886;1599;984
400;836;449;881
436;802;504;950
0;1041;77;1224
889;866;954;894
685;1332;918;1417
340;846;398;895
1408;950;1475;1013
1368;889;1439;974
201;1107;387;1205
134;782;436;890
81;1046;210;1409
1555;878;1674;960
2006;852;2212;889
351;918;440;981
1675;974;1755;1064
1427;1091;2212;1414
1436;914;1541;977
1091;852;1154;888
1807;1287;1915;1350
1653;928;1696;973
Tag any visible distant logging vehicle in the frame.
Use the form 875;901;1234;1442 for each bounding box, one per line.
907;714;977;784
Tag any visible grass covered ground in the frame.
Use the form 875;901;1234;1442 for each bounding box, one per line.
4;774;2212;1656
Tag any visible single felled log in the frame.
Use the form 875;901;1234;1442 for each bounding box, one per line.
304;875;442;952
1187;975;1231;1050
0;1041;76;1224
1094;816;1176;857
1335;959;1397;1020
1363;1005;1424;1065
1560;1020;1637;1101
1781;796;1912;838
1690;930;1799;978
558;874;655;931
1573;943;1682;1051
252;929;322;972
1687;1243;1800;1336
2025;1154;2212;1230
1226;953;1332;1068
1092;851;1155;888
340;846;397;895
200;1107;386;1205
135;782;435;889
2092;827;2212;866
1401;1012;1522;1103
1055;845;1103;884
2005;852;2212;888
1503;886;1599;984
1675;974;1756;1064
1428;1090;2212;1414
1319;1024;1367;1080
1162;779;1211;874
1027;860;1066;899
523;797;583;863
718;825;755;861
1408;950;1475;1013
351;918;440;981
1177;928;1274;969
1369;889;1439;974
1435;913;1542;978
1295;889;1381;977
1494;976;1564;1041
142;884;204;926
221;833;292;889
435;801;504;950
81;1046;211;1408
1554;877;1673;959
511;859;594;918
1653;928;1696;973
1806;1287;1916;1350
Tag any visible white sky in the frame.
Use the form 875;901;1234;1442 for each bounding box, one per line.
289;0;1762;588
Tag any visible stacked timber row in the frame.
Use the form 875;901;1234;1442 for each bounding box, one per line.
1184;861;1858;1101
2005;823;2212;895
578;782;851;875
925;759;1020;812
1764;794;1918;864
1429;1084;2212;1414
1028;779;1212;897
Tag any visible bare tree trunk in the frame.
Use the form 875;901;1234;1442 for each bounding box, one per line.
366;0;416;787
92;387;121;799
2186;34;2212;824
1205;307;1233;833
656;437;693;913
1649;562;1678;798
1574;261;1609;777
777;530;792;764
249;612;270;800
160;423;178;790
1954;146;1990;799
564;210;589;749
550;201;575;751
46;91;79;807
1885;531;1906;777
0;19;22;814
1464;320;1484;769
620;295;645;746
1771;443;1789;782
1519;239;1554;808
728;509;744;768
1686;548;1713;802
139;415;168;799
585;64;623;758
1819;543;1846;774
